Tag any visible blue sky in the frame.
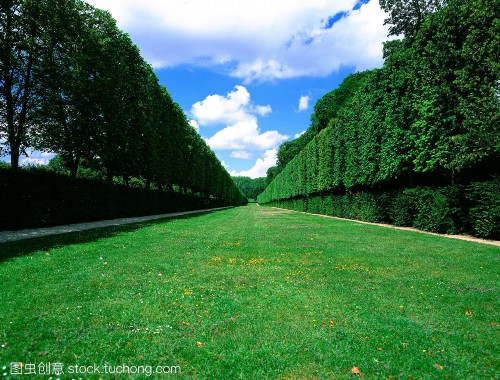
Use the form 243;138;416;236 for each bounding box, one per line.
5;0;390;177
156;65;356;176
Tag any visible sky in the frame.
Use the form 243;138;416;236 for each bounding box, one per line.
6;0;391;178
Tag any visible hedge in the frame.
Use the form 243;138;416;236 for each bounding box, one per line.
261;180;500;240
0;168;246;231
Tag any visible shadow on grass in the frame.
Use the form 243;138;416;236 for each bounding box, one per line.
0;210;220;262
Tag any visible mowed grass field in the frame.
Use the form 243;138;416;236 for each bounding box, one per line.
0;204;498;379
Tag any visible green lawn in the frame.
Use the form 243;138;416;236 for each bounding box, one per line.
0;204;499;379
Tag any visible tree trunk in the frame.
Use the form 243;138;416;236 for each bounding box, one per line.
70;164;78;178
64;153;80;178
10;146;20;170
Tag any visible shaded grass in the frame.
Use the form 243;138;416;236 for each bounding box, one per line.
0;204;499;379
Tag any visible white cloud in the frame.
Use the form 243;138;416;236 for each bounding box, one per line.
85;0;390;82
205;119;288;150
298;95;310;112
21;150;55;166
230;150;253;159
294;130;307;139
21;158;47;166
191;86;286;151
191;86;253;127
253;105;272;116
230;149;278;178
189;119;200;132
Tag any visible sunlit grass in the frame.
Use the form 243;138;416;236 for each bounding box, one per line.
0;204;498;379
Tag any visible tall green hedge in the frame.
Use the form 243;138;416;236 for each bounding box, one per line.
0;169;246;231
262;181;499;239
258;121;499;238
259;0;499;240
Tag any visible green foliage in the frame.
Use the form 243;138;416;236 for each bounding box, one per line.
390;187;464;234
231;177;267;200
389;191;417;227
268;72;371;180
46;155;68;175
263;181;498;237
0;168;242;231
0;0;246;211
259;0;499;238
467;178;500;239
379;0;445;38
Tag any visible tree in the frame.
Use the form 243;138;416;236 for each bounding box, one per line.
379;0;445;37
35;0;104;177
232;176;267;199
95;27;150;183
446;0;500;171
0;0;43;169
267;72;370;182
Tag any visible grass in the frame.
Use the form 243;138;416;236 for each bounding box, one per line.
0;204;499;379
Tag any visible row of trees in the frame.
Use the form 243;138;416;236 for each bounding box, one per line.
0;0;246;205
259;0;499;237
266;0;498;187
266;72;370;184
231;177;267;200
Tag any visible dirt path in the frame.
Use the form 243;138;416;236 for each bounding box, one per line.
272;207;500;247
0;207;232;244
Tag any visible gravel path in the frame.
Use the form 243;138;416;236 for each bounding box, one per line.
0;207;232;244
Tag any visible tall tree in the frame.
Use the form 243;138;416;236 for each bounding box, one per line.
96;27;149;183
232;176;267;199
35;0;104;177
0;0;42;169
379;0;445;37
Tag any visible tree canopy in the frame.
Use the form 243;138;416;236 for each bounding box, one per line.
260;0;499;203
232;177;267;200
266;71;370;182
0;0;246;205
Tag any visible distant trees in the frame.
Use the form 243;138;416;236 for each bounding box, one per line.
0;0;245;206
232;177;267;200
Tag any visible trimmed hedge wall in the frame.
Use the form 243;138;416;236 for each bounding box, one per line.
262;180;500;240
0;169;244;231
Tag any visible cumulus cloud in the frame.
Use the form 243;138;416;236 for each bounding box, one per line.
21;150;55;166
191;86;287;151
206;119;288;150
230;149;277;178
230;150;253;159
85;0;390;82
253;105;272;116
191;86;253;127
298;96;310;112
